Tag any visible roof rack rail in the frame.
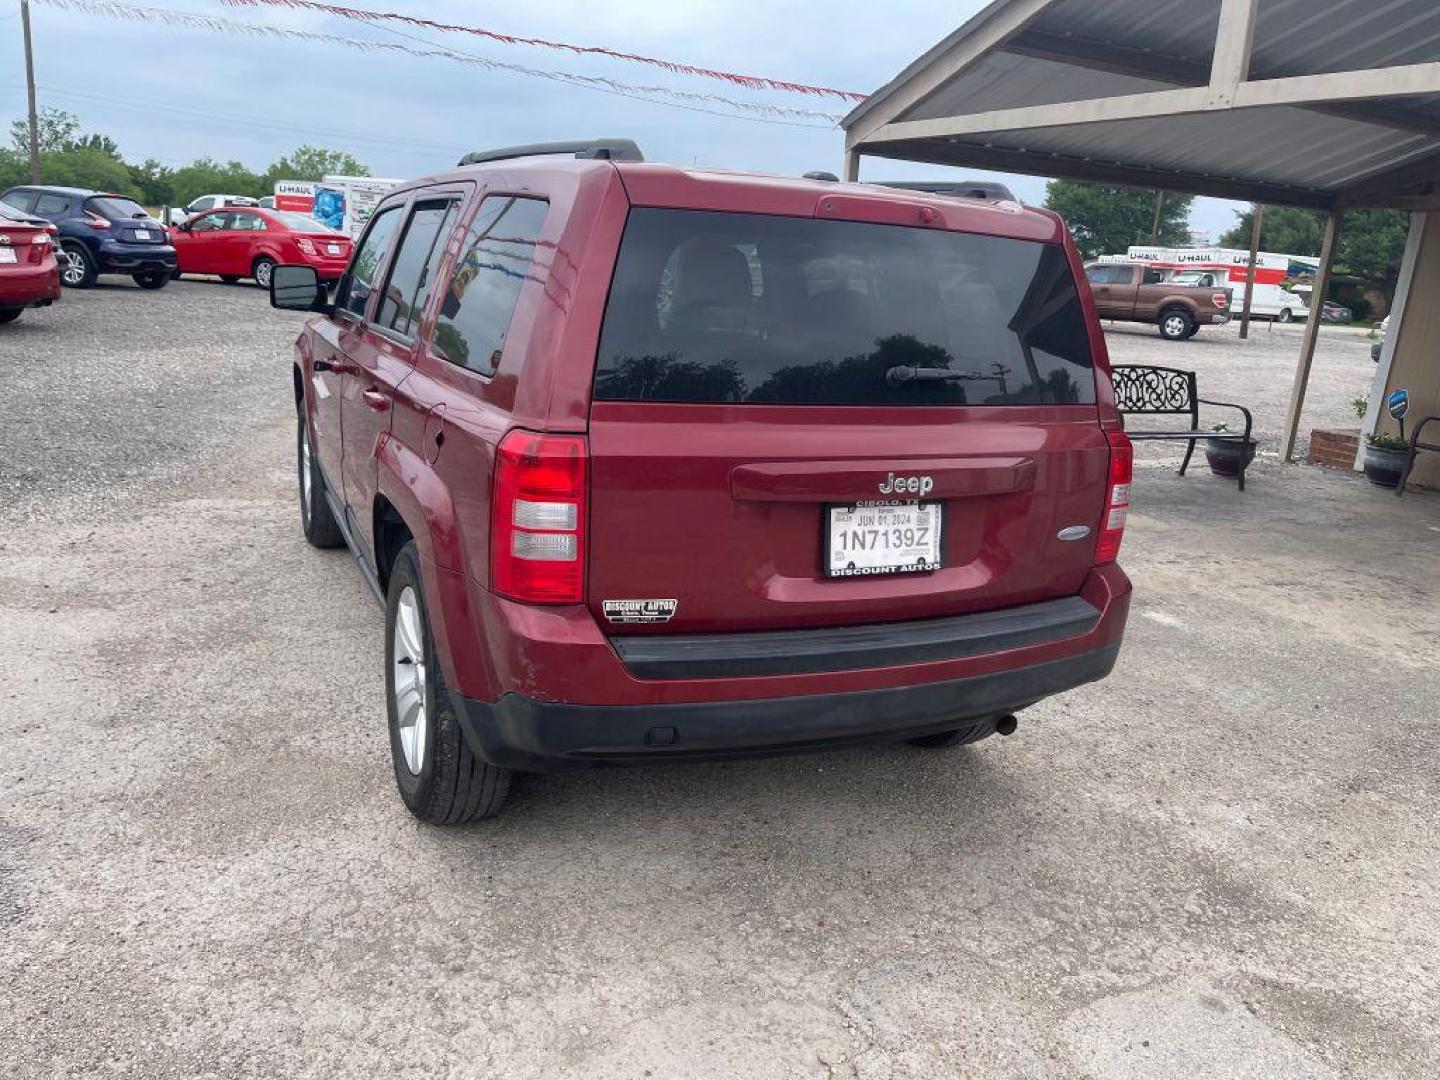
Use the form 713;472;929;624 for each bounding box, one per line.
457;139;644;167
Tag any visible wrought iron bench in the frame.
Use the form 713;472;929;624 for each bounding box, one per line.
1397;415;1440;497
1111;365;1255;491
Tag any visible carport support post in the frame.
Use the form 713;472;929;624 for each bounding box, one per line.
1239;204;1264;339
1280;209;1343;462
843;149;860;182
21;0;40;184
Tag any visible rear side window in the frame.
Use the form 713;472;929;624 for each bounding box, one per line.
595;209;1095;406
432;196;548;376
337;204;402;319
376;199;458;338
35;193;70;216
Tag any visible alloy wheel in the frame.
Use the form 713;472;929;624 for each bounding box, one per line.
60;250;86;286
391;587;428;776
299;423;313;521
255;260;274;289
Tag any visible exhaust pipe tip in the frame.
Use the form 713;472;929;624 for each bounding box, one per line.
994;715;1018;737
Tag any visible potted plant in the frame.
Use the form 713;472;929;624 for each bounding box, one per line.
1362;431;1410;487
1204;422;1257;478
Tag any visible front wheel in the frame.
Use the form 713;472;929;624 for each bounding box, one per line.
1159;308;1196;341
297;411;344;549
1277;308;1295;324
220;274;240;284
386;542;512;824
0;308;22;325
58;242;97;288
252;257;276;290
133;270;170;290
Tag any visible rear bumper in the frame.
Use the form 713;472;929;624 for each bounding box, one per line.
452;642;1121;770
437;564;1131;771
1211;313;1232;324
97;241;176;274
0;263;61;307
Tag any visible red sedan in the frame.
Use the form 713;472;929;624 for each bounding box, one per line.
0;203;61;325
170;206;352;289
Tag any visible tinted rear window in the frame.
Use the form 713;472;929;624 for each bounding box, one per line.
86;196;149;221
594;209;1095;406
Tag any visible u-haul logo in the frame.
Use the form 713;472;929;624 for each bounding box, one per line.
603;599;678;625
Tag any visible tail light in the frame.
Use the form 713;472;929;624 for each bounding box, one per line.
1213;293;1229;310
295;237;318;256
1095;429;1132;565
30;232;50;245
84;212;111;230
491;430;587;603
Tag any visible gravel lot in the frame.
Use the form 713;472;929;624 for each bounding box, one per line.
2;283;1437;1078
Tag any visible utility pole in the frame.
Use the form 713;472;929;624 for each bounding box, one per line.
21;0;41;183
1149;190;1165;244
1239;204;1264;340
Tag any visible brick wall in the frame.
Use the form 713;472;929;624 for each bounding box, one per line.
1308;428;1361;471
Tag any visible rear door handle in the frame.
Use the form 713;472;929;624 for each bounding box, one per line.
361;389;391;412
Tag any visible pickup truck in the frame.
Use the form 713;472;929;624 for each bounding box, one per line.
1084;262;1233;340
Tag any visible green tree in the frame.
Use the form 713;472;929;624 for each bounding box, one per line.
1220;204;1409;295
262;145;369;187
1219;205;1325;254
9;106;80;155
1042;180;1193;260
167;157;264;206
130;159;175;207
73;132;122;159
36;146;138;195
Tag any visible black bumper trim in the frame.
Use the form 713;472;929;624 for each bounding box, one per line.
450;641;1120;771
610;595;1100;679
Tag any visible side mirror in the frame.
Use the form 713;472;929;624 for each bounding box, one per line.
271;264;332;314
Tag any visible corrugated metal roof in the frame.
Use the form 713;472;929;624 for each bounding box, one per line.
847;0;1440;207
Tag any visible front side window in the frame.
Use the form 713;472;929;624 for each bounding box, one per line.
432;196;549;376
191;212;229;232
336;204;403;320
595;209;1096;406
375;199;458;338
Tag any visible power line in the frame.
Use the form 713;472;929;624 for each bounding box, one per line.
223;0;868;102
31;0;841;128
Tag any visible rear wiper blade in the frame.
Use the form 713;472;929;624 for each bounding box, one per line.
885;365;988;386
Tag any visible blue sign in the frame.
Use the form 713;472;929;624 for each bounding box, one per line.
1388;389;1410;421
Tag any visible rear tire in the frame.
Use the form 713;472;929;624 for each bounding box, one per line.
1277;307;1295;324
0;308;22;325
386;542;512;824
252;257;276;290
297;411;344;549
1159;307;1196;341
58;242;97;288
907;720;997;749
133;270;169;290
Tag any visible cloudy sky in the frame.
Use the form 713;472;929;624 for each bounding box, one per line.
2;0;1244;237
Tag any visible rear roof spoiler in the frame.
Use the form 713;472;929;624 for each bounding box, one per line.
457;139;644;167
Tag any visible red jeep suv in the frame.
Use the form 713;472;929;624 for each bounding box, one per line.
271;139;1132;824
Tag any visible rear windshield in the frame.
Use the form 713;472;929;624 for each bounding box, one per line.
274;211;341;233
86;196;150;221
594;208;1095;406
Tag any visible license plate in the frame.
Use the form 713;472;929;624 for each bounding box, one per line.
132;229;150;241
825;502;943;578
0;248;15;263
326;243;341;255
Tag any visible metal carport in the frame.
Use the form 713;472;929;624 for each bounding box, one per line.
841;0;1440;477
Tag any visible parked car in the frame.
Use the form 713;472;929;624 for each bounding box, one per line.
1083;261;1233;340
170;206;352;288
0;201;61;324
1320;301;1353;323
1372;314;1390;362
0;185;175;289
270;139;1134;823
162;193;257;226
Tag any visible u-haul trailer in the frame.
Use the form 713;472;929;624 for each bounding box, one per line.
1124;246;1320;322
